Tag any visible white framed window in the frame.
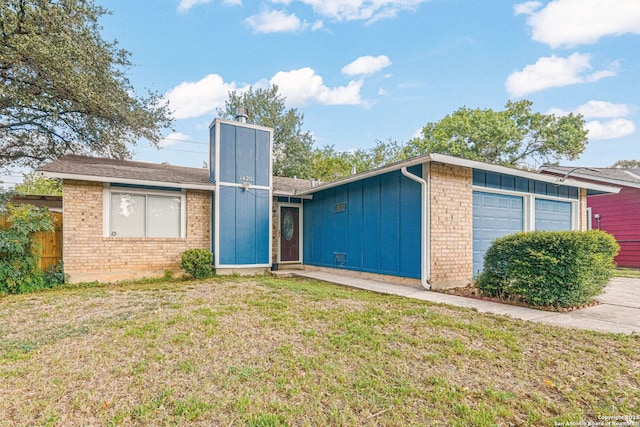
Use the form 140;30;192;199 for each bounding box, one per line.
103;185;186;238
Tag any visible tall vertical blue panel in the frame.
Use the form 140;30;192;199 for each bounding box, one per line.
219;186;237;265
380;172;400;274
211;120;271;267
255;131;270;186
219;124;236;183
400;166;421;275
346;181;363;269
362;176;381;271
303;169;421;279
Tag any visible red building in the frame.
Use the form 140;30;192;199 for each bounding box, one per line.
541;167;640;268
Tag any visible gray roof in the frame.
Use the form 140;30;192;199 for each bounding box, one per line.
39;154;312;194
540;166;640;189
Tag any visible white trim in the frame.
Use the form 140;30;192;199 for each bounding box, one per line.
213;122;221;268
277;203;303;264
209;117;274;133
103;184;187;239
41;171;215;191
222;182;271;191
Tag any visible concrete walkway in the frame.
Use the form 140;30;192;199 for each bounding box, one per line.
294;271;640;335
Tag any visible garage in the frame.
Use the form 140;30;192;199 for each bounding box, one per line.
535;199;572;231
473;191;524;274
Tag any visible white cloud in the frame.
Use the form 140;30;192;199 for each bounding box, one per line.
160;132;191;148
177;0;212;13
342;55;391;76
163;74;247;119
505;53;617;97
585;119;636;140
576;100;631;118
246;9;325;33
164;68;365;119
246;10;303;33
515;0;640;48
291;0;429;23
514;1;541;16
270;67;363;106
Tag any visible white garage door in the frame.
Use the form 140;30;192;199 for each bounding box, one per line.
473;191;524;274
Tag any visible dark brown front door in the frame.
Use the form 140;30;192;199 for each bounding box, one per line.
280;206;300;262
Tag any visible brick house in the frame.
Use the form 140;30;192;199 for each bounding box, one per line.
39;118;617;288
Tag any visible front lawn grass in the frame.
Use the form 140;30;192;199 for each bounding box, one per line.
0;276;638;426
612;268;640;279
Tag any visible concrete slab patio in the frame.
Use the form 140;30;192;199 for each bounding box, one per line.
293;271;640;335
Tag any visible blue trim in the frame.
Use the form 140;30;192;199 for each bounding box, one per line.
110;183;182;192
473;169;578;199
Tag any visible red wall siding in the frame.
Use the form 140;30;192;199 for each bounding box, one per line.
588;187;640;268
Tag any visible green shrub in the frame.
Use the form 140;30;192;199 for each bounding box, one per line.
44;261;68;287
181;249;213;279
0;203;55;294
476;230;619;307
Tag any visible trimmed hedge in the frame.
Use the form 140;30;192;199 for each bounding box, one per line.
476;230;619;307
181;249;213;279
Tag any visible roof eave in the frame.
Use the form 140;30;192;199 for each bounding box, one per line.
298;153;620;195
540;167;640;190
40;171;216;191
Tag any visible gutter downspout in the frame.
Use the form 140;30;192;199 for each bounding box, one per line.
401;165;431;290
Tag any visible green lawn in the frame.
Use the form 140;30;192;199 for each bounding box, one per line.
0;276;638;426
612;268;640;279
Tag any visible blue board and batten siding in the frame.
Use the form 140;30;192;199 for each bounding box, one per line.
303;166;422;279
210;121;272;267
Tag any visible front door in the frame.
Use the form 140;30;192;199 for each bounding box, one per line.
280;206;300;262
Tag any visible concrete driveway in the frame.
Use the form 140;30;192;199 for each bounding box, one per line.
295;270;640;335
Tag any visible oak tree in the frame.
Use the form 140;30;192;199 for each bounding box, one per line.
0;0;173;171
405;100;588;169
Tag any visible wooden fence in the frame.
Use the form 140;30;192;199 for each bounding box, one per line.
0;212;63;272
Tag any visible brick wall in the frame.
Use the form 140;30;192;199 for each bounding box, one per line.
429;163;474;289
63;180;211;282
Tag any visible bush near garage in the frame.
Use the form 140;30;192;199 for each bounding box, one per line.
181;249;214;279
475;230;619;308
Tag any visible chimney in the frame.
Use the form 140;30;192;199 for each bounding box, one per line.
351;164;357;175
235;106;248;123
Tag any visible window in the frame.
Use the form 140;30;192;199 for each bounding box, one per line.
105;187;185;238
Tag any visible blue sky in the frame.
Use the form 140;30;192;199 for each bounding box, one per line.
3;0;640;188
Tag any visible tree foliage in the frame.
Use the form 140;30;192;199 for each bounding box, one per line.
610;159;640;169
309;139;404;181
14;170;62;195
404;100;588;168
0;203;55;294
0;0;173;171
217;85;314;178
